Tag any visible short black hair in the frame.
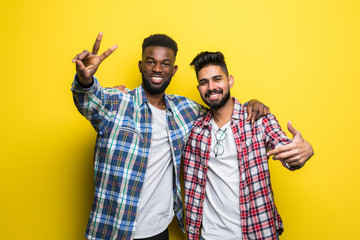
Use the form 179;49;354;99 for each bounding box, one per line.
142;34;178;56
190;51;229;77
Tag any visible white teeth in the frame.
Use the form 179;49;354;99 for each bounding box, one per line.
151;77;163;80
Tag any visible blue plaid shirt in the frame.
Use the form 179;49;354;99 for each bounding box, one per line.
72;76;206;240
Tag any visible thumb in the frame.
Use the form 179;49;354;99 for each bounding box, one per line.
75;60;86;72
246;105;253;121
287;121;301;140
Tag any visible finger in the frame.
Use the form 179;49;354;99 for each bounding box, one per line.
92;32;103;55
281;159;303;169
282;157;305;168
287;121;301;138
251;110;259;123
282;156;302;165
75;60;86;72
99;44;118;62
113;85;124;90
114;85;128;93
258;106;265;118
72;54;80;63
246;105;253;121
267;143;293;156
272;149;298;160
265;107;271;115
77;50;91;61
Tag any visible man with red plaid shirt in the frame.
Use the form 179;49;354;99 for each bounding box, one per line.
183;51;314;240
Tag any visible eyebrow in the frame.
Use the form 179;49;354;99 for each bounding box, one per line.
145;56;172;62
212;75;223;79
198;74;223;83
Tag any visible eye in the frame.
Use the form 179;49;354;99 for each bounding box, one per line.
199;81;207;86
146;61;155;65
214;77;222;81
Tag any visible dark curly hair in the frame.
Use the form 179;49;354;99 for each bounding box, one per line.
142;34;178;56
190;51;228;77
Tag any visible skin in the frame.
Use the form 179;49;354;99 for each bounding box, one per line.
196;65;314;168
72;32;118;87
267;121;314;167
138;46;178;109
197;65;235;128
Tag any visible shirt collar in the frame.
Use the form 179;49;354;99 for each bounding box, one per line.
202;97;245;129
130;85;173;112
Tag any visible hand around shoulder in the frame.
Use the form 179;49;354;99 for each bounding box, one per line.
246;99;271;123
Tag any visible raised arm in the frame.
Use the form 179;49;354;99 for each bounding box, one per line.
71;33;120;133
72;32;118;87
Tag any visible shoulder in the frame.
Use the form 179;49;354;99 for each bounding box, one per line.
249;114;282;134
165;94;204;113
166;94;198;106
232;98;248;118
190;113;211;134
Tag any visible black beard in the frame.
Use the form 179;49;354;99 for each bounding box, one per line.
202;89;231;110
142;74;172;94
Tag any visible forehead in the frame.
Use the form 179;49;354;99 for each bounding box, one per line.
142;46;175;61
197;65;226;79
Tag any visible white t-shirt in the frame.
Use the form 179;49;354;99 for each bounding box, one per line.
133;103;174;238
202;119;242;240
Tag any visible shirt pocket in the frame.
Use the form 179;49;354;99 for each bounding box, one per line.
117;126;143;141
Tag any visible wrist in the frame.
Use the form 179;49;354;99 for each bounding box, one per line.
76;75;94;88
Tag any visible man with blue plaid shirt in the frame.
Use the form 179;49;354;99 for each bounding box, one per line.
71;33;270;240
184;51;314;240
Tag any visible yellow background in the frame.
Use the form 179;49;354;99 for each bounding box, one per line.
1;0;359;239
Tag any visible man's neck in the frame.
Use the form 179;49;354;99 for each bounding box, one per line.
211;98;234;128
143;87;166;110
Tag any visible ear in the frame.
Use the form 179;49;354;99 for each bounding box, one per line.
172;65;178;76
228;75;234;88
138;60;142;73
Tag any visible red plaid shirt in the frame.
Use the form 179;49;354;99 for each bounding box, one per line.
184;98;293;240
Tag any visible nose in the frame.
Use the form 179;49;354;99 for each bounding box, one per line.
208;80;215;90
152;63;163;73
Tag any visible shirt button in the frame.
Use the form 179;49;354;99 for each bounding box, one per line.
198;215;201;220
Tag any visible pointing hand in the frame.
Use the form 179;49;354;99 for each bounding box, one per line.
267;121;314;168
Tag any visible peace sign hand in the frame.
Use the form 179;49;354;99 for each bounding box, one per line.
72;32;118;87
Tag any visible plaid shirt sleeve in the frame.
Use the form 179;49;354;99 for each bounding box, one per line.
262;115;302;170
262;114;291;150
71;75;123;134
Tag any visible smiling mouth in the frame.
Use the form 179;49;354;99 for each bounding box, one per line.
150;76;164;84
207;93;221;100
205;90;222;100
207;93;221;101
